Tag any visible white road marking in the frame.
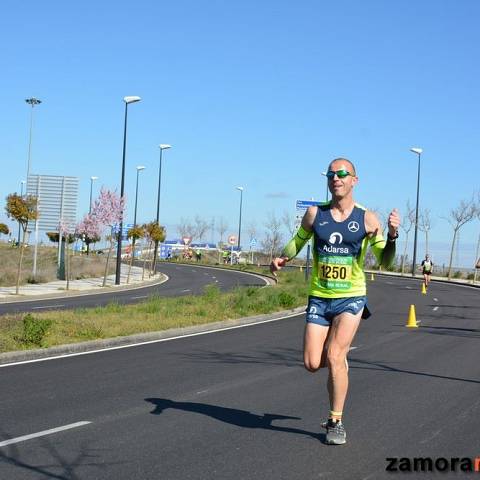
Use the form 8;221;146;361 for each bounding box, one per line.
349;346;358;351
181;289;191;293
405;286;412;290
434;298;438;302
131;295;148;299
0;311;304;368
212;276;216;279
0;421;91;447
32;305;64;310
433;306;439;311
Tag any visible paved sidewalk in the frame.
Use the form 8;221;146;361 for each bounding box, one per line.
0;265;165;301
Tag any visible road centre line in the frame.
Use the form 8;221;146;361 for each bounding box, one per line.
32;305;64;309
181;289;191;292
433;306;439;311
434;298;438;302
0;421;91;448
0;311;303;368
131;295;148;299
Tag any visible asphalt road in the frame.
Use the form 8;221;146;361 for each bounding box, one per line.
1;275;479;479
0;263;268;315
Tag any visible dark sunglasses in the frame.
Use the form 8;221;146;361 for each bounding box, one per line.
326;169;353;179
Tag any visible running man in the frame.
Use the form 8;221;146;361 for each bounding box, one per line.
270;158;400;445
421;254;433;288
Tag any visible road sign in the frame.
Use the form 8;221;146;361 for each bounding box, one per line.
295;199;319;228
182;236;192;245
228;235;237;245
250;237;257;247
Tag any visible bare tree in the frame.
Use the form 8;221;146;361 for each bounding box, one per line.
399;201;416;275
262;212;283;262
216;217;228;244
282;210;296;237
443;197;478;279
246;221;257;244
193;214;209;242
418;208;433;256
177;217;194;239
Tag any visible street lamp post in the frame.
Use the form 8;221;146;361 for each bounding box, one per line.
236;186;244;249
89;176;98;214
153;144;172;269
156;144;172;223
115;96;141;285
410;147;423;277
134;166;145;227
25;97;42;182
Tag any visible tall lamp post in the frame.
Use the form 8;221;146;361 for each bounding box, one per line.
115;96;141;285
25;97;42;182
153;144;172;268
25;98;42;278
134;166;145;227
236;186;244;249
410;147;423;277
89;176;98;213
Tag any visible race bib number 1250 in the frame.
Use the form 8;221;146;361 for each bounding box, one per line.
318;255;352;289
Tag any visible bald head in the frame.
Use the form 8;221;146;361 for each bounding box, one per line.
328;158;356;176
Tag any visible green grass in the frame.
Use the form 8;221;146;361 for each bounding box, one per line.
0;269;309;354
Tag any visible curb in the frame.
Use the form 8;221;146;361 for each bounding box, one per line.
0;306;306;366
159;261;277;285
0;273;168;304
365;270;480;289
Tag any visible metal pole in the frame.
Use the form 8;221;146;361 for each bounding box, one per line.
411;152;421;276
89;178;94;214
473;232;480;284
115;102;128;285
134;168;140;227
237;189;243;249
156;147;163;224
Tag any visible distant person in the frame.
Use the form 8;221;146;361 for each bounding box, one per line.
195;249;202;262
270;158;400;445
421;254;433;288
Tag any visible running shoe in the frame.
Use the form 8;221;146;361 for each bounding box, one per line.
325;419;346;445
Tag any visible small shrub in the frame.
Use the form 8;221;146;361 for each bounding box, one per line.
466;273;474;280
203;284;221;300
453;271;463;279
278;291;296;308
22;314;52;346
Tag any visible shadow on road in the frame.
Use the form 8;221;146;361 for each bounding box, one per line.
0;433;110;480
145;398;322;441
350;358;480;384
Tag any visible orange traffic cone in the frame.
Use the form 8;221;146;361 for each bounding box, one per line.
406;305;418;328
421;282;427;295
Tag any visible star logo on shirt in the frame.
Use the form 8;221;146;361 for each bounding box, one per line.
348;221;360;233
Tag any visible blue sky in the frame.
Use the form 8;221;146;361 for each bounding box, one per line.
1;0;479;267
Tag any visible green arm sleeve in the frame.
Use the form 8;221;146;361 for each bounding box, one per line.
281;226;313;259
369;234;396;268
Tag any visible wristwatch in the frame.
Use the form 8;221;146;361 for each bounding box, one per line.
387;231;399;242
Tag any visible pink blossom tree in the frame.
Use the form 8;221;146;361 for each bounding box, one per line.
90;188;126;286
76;213;102;255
